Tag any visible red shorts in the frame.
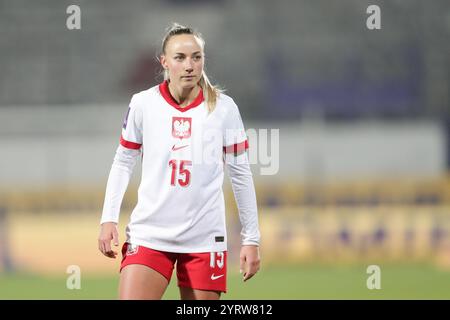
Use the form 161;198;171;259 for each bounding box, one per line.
120;243;227;293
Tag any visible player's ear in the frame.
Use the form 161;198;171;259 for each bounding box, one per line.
160;55;168;70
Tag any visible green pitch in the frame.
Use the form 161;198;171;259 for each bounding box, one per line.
1;263;449;299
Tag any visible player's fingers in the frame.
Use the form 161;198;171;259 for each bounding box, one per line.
99;229;116;258
109;247;118;258
243;272;253;281
100;241;109;257
243;262;252;281
243;268;257;281
112;230;119;247
104;237;118;259
100;239;109;254
105;250;117;259
239;255;246;274
243;260;260;282
104;237;112;252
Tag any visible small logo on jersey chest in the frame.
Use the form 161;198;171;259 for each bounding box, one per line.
215;236;224;243
172;117;192;139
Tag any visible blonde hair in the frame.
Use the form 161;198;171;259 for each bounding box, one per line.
160;23;223;113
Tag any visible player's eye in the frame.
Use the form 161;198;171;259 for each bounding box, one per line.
193;55;202;60
174;56;183;60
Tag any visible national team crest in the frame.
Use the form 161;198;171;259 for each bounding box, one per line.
172;117;192;140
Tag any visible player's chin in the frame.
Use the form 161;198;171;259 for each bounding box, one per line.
180;76;198;86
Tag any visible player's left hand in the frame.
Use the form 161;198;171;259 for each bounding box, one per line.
239;245;260;282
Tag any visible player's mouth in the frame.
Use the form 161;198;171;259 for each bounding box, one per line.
182;75;196;80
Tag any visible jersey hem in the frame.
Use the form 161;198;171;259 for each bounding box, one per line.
126;238;228;253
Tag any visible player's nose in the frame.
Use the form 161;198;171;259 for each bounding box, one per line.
184;58;194;71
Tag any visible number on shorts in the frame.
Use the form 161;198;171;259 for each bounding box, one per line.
210;252;224;269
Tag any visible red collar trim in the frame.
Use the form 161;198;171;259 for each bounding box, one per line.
159;80;204;112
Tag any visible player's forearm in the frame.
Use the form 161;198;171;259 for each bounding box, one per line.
227;155;261;246
100;145;140;224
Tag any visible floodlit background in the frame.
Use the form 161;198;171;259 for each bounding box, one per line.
1;0;450;299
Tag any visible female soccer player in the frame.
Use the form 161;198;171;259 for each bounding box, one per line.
98;23;260;300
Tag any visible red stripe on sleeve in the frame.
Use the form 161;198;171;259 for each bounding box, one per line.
120;135;142;150
223;140;249;154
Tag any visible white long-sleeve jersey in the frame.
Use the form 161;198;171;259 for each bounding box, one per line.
100;81;260;253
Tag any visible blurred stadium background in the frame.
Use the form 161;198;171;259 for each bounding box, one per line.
1;0;450;299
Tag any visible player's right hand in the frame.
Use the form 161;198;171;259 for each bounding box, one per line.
98;222;119;259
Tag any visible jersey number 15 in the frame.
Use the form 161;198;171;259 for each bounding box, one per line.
169;160;192;187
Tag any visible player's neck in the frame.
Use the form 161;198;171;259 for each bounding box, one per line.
168;81;200;108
